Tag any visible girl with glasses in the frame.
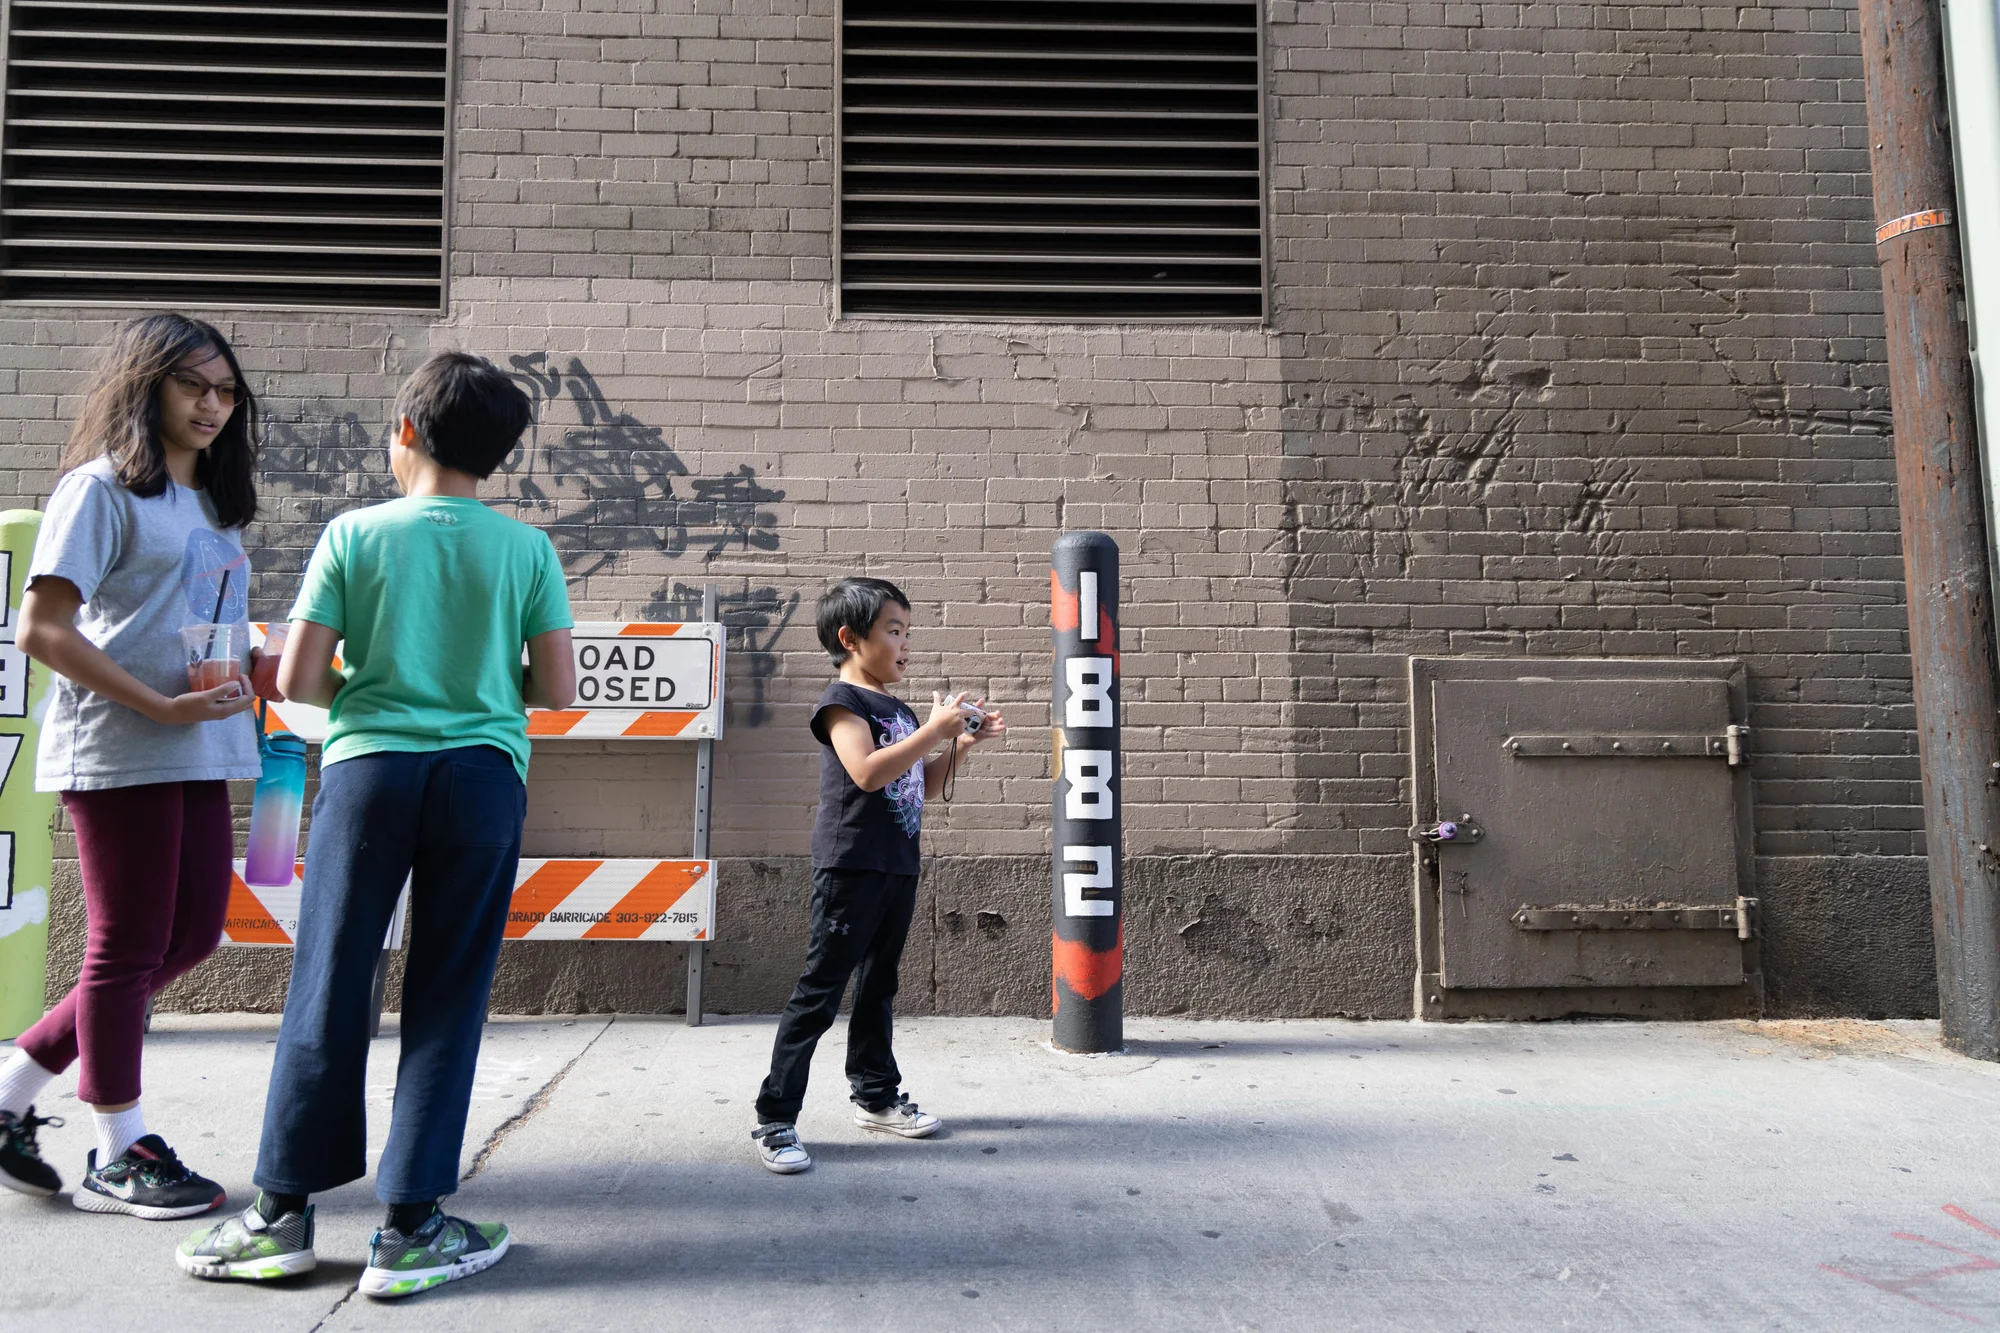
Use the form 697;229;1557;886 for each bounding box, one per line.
0;313;272;1219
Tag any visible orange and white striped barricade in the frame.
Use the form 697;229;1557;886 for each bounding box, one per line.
504;858;714;941
246;590;728;1024
525;612;724;1020
223;863;410;949
225;862;410;1036
246;622;331;742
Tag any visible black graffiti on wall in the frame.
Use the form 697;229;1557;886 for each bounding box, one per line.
656;581;800;728
686;465;784;558
254;357;795;724
502;353;785;572
505;353;687;506
250;407;398;611
261;408;399;504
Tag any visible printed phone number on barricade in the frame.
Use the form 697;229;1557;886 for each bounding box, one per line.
510;910;703;926
571;638;713;708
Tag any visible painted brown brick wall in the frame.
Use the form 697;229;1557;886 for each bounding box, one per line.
12;0;1934;1020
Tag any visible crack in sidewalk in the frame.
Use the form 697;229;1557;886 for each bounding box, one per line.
463;1017;613;1182
308;1288;359;1332
286;1018;615;1330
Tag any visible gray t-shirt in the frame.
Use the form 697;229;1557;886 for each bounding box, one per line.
31;456;261;791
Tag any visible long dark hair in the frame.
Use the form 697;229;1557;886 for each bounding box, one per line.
60;313;260;528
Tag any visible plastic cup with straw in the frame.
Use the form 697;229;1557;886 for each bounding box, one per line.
180;568;243;695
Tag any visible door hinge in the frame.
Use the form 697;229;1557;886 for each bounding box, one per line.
1512;896;1758;940
1506;725;1751;766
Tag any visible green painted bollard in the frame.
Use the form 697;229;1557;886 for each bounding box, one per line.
0;510;54;1040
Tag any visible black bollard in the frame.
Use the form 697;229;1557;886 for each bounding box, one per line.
1051;532;1122;1053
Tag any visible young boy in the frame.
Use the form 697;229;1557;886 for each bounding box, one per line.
176;352;575;1296
751;577;1005;1173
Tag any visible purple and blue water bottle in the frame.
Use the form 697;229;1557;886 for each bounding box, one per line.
245;725;307;887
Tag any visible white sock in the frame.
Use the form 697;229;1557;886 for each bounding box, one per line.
0;1048;57;1117
93;1104;146;1165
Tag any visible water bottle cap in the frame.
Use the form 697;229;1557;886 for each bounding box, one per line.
263;731;308;759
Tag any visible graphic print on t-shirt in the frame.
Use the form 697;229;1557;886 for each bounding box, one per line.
879;712;924;838
180;527;247;623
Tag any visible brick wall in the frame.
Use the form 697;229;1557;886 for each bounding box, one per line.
12;0;1936;1021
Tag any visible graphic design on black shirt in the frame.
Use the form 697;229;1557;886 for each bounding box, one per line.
879;710;923;837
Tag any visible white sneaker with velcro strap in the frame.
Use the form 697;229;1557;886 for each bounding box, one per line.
752;1122;812;1174
852;1094;940;1139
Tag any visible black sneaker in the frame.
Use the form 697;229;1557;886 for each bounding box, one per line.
72;1134;226;1220
0;1107;63;1197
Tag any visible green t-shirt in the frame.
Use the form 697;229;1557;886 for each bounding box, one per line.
289;496;573;782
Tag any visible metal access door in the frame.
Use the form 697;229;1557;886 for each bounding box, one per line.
1415;661;1755;996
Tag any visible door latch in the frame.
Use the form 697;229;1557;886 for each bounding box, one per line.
1410;815;1482;846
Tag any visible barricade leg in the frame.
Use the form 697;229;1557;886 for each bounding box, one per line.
369;949;390;1040
685;581;716;1029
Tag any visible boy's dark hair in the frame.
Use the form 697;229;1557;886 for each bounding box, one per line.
817;577;910;663
394;351;533;480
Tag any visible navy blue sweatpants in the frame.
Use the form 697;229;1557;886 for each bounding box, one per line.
254;744;525;1204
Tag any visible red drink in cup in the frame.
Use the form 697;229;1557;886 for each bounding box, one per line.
181;623;245;697
252;622;287;700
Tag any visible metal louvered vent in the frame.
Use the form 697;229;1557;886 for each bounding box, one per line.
1;0;450;311
839;0;1264;322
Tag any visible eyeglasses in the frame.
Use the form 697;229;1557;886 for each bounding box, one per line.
167;371;240;406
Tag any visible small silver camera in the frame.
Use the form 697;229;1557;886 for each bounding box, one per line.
962;704;986;734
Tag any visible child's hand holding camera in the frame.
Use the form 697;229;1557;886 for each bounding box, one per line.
956;698;1006;748
927;691;1007;749
925;690;974;739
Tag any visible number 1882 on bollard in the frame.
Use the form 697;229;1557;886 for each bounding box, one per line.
1051;532;1123;1054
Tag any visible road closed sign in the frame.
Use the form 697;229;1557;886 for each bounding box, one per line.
251;620;725;744
574;634;711;708
527;621;725;740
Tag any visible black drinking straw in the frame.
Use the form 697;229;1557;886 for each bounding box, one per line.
207;569;233;696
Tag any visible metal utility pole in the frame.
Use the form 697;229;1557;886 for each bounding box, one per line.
1861;0;2000;1058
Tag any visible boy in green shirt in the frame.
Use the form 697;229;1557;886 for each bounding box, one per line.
178;352;575;1298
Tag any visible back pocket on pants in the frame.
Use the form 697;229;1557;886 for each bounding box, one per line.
444;755;526;849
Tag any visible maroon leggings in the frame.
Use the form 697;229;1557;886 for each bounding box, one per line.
17;781;232;1105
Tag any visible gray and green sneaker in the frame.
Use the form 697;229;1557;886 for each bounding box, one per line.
176;1199;316;1280
358;1206;510;1299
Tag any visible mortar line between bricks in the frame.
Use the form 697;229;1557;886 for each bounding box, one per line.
462;1017;616;1182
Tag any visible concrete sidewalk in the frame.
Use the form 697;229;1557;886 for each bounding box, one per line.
3;1014;1999;1331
